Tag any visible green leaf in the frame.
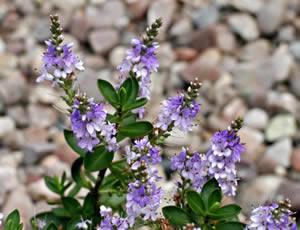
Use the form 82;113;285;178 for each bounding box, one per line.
162;206;190;227
120;113;137;126
97;79;120;108
123;98;148;112
64;130;87;157
44;176;60;195
201;178;219;210
46;223;57;230
187;190;206;216
118;87;127;105
208;204;242;221
52;207;71;218
71;158;91;189
61;197;81;215
106;114;121;123
66;216;82;230
119;121;153;138
208;189;222;210
84;146;114;172
4;209;20;230
215;221;246;230
109;159;127;175
83;193;95;218
100;193;127;209
121;77;139;105
67;184;81;197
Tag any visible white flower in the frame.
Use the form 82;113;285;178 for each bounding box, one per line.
76;219;91;229
0;213;4;226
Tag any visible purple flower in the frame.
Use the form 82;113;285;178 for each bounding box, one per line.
156;93;200;133
98;206;129;230
246;201;296;230
37;41;84;86
70;99;119;152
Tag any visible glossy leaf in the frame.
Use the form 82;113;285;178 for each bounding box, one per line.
118;87;127;105
44;176;60;195
4;210;21;230
209;204;242;221
208;189;222;210
201;178;219;209
121;77;139;105
186;190;206;216
66;216;82;230
64;130;87;157
61;197;81;215
215;221;246;230
84;146;114;172
162;206;190;227
123;98;148;112
106;114;121;123
120;113;137;126
52;207;71;218
119;121;153;138
71;157;90;189
82;193;95;218
46;223;57;230
97;79;119;108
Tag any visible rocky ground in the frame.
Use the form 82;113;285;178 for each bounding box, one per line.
0;0;300;228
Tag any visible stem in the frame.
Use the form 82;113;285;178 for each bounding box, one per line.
92;168;107;213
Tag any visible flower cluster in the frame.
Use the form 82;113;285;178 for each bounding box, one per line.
97;206;129;230
156;92;200;133
37;41;84;86
70;97;119;152
126;136;162;169
246;200;296;230
117;37;159;118
171;147;208;192
205;129;245;196
171;118;245;196
76;219;92;229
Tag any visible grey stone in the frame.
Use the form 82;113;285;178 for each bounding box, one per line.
147;0;176;38
231;0;265;13
0;36;5;54
257;0;287;34
7;106;28;126
0;151;23;168
0;117;16;138
191;5;220;29
29;85;58;105
89;29;120;54
278;25;295;42
238;39;271;61
27;104;57;128
22;143;56;165
265;114;297;142
27;178;60;202
215;24;236;54
265;138;292;167
170;18;193;37
33;18;51;42
156;43;175;69
0;167;18;205
290;66;300;98
266;91;299;114
228;14;259;41
289;41;300;60
277;180;300;211
244;108;269;130
109;46;127;67
240;176;283;214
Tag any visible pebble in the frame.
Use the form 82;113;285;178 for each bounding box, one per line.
27;104;57;128
291;148;300;172
0;151;23;168
244;108;269;130
222;98;248;122
289;67;300;98
289;41;300;60
170;18;193;37
257;0;287;35
238;39;271;61
156;43;175;69
0;117;16;138
29;85;59;104
0;167;18;205
191;5;219;29
89;29;120;55
7;106;28;126
27;178;60;202
277;180;300;211
228;14;259;41
265;138;292;167
215;24;237;54
230;0;265;13
109;46;127;67
265;114;297;142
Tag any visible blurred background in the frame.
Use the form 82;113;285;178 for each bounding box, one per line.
0;0;300;228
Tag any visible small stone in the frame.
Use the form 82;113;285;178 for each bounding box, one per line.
0;54;18;69
24;126;48;144
147;0;177;38
156;43;175;69
0;167;18;205
276;180;300;211
0;151;23;168
41;155;71;177
228;13;259;41
221;98;248;123
266;91;299;114
291;148;300;172
0;36;5;54
33;18;51;42
265;114;297;142
128;0;151;19
265;138;292;167
189;27;216;52
215;24;237;54
174;47;198;61
231;0;265;13
244;108;269;130
181;48;222;82
7;106;28;126
53;145;78;165
170;17;193;37
257;0;287;35
239;127;265;162
290;66;300;98
240;176;283;214
191;5;220;29
89;29;120;54
70;9;90;42
29;85;58;104
27;178;60;202
22;143;56;165
2;131;25;150
83;55;106;70
278;25;295;42
109;46;127;67
27;104;57;128
257;155;277;174
2;185;34;225
289;41;300;60
238;39;271;61
0;117;16;138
